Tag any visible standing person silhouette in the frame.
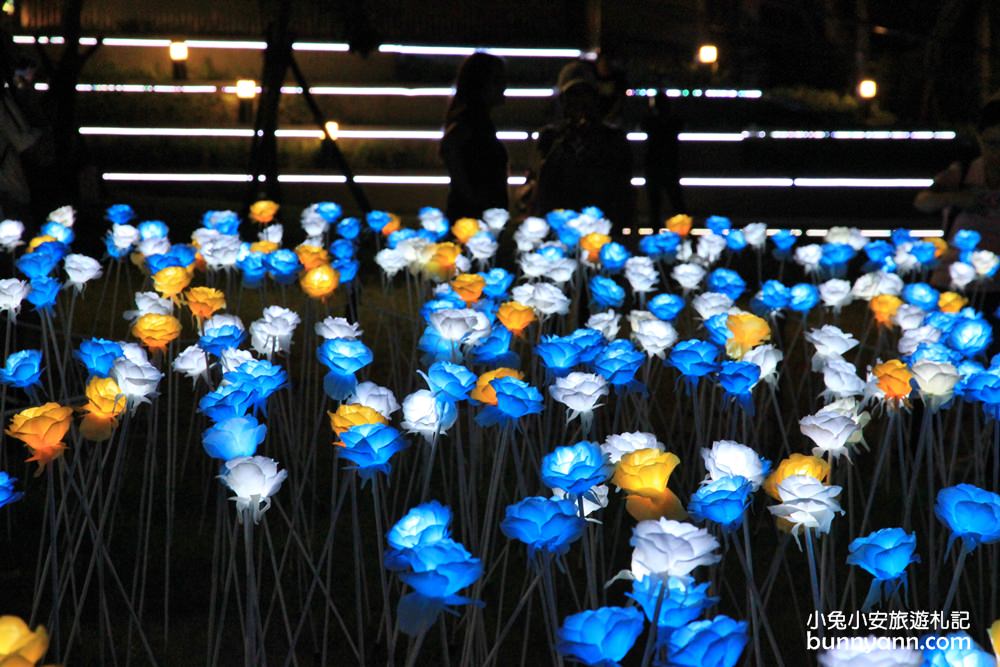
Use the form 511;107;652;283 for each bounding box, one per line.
642;90;687;226
440;53;509;221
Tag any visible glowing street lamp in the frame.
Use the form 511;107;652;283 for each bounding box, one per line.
858;79;877;99
697;44;718;65
169;41;188;80
236;79;257;123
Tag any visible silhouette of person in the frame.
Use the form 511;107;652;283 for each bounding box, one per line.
440;53;508;221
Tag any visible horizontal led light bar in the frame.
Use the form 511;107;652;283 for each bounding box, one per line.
649;227;942;238
628;88;764;99
102;173;936;189
378;44;580;58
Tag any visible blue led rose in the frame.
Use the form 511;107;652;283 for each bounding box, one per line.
501;496;586;556
0;350;43;389
668;339;720;385
707;269;746;301
935;484;1000;550
198;383;256;422
667;615;748;667
648;293;685;322
689;475;752;531
589;275;625;309
0;470;24;509
592;339;644;388
75;338;123;378
27;277;60;311
599;242;631;272
339;422;408;480
540;441;612;497
421;361;477;402
556;606;645;667
202;415;267;460
628;575;718;631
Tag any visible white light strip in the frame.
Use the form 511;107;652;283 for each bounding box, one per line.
679;177;795;187
378;44;580;58
80;126;534;141
770;130;956;141
793;177;932;188
677;132;747;142
291;42;350;52
100;173;935;189
185;39;267;50
102;37;171;47
628;87;763;99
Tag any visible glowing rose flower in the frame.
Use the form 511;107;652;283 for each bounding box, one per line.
131;313;182;351
949;262;976;290
911;360;960;411
295;244;330;271
250;240;279;255
800;411;859;461
582;309;617;341
152;266;192;300
892;304;925;331
110;223;139;252
63;253;102;291
296;263;338;300
186;286;226;323
401;389;458;441
580;232;611;263
621;256;657;293
805;325;858;370
768;475;844;537
422;242;462;280
725;313;770;360
898;325;941;357
696;233;727;264
614;448;686;521
818;279;853;313
450;273;485;304
852;272;903;301
822;356;866;399
6;402;73;473
329;403;388;438
0;219;25;250
219;455;287;522
469;368;523;405
0;278;30;318
602;432;664;464
672;263;705;292
629;313;678;358
172;344;210;384
869;294;902;327
111;355;163;409
763;454;830;500
122;291;173;323
0;615;49;664
250;199;279;224
938;291;968;313
550;372;609;424
429;308;491;345
315;316;361;340
742;343;782;386
816;398;869;450
496;301;536;337
466;233;498;262
199;233;242;270
79;376;127;441
692;292;733;321
451;217;481;244
220;347;255;374
482;207;508;233
349;381;400;418
511;282;571;317
665;213;692;236
514;216;549;251
701;440;771;490
249;309;299;357
631;519;721;578
871;359;912;405
794;244;822;273
741;222;767;248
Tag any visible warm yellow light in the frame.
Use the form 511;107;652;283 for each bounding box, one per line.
697;44;718;65
2;0;15;16
858;79;877;99
324;121;339;141
169;41;188;62
236;79;257;100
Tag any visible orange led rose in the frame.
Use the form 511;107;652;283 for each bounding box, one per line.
295;244;330;271
424;242;462;281
131;313;182;351
249;199;279;225
625;489;688;521
186;286;226;322
451;217;480;244
0;615;49;665
666;214;693;237
300;264;340;300
725;313;771;360
613;448;680;498
928;237;948;259
762;453;830;500
79;377;126;441
873;359;912;403
497;301;536;337
152;266;193;300
329;404;388;440
580;232;611;263
938;291;968;313
249;240;279;255
450;273;486;304
26;235;57;252
470;368;524;405
869;294;902;327
6;402;73;474
381;214;401;237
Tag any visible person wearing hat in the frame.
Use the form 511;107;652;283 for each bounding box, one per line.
529;60;634;226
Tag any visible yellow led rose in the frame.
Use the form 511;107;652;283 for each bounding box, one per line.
249;199;279;225
186;286;226;323
249;240;279;255
424;242;462;281
6;403;74;474
152;266;193;300
451;217;480;244
299;264;340;300
131;313;182;352
497;301;536;337
26;235;57;252
763;453;830;500
0;615;49;665
725;313;771;360
928;237;948;259
295;244;330;271
666;214;693;237
938;291;968;313
580;232;611;263
79;377;126;442
329;404;388;440
450;273;486;305
470;368;524;405
613;448;680;498
869;294;902;327
872;359;912;403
